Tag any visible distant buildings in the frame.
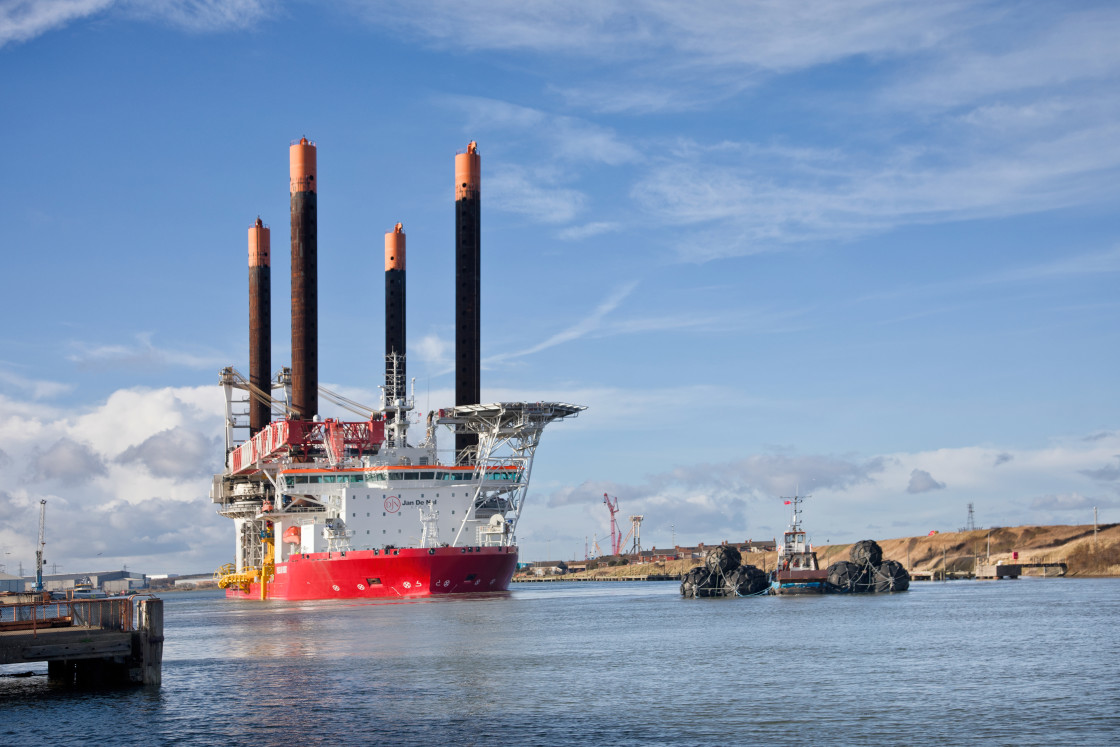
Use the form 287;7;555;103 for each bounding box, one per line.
1;570;148;594
523;538;778;575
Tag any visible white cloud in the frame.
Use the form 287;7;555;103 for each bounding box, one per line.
0;0;272;48
26;437;108;484
886;8;1120;111
0;0;113;47
0;367;74;399
487;281;638;364
556;221;621;240
0;384;228;573
425;7;1120;257
121;0;273;32
413;333;452;371
1081;456;1120;482
68;332;228;370
363;1;968;75
1030;493;1115;512
115;426;220;480
630;120;1120;260
907;469;947;494
487;167;586;224
448;96;639;165
533;433;1120;547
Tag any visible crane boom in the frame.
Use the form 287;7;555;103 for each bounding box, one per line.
603;493;622;556
33;499;46;592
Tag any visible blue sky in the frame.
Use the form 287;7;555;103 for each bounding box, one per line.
1;0;1118;573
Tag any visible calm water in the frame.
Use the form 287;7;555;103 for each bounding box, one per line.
2;578;1118;745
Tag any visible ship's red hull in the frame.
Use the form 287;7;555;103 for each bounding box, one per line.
225;545;519;600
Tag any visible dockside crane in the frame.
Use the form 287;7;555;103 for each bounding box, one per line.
32;499;46;592
603;493;622;556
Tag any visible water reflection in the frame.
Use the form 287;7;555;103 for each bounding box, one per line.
3;581;1119;745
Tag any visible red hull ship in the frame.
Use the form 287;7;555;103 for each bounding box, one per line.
224;546;519;601
211;140;582;601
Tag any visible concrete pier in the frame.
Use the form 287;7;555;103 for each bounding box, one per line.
0;596;162;687
975;562;1067;579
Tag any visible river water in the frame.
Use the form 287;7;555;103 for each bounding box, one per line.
2;578;1118;745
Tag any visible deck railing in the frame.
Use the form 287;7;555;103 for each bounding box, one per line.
0;596;142;637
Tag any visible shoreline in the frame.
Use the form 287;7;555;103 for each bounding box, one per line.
519;522;1120;582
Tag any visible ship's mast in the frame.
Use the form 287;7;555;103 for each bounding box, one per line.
782;493;804;533
380;353;414;449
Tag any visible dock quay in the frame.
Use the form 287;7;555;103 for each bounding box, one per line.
908;562;1068;581
0;595;163;687
975;563;1067;579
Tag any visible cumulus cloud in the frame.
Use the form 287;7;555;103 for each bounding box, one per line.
26;438;108;485
115;427;220;480
907;469;946;494
82;497;226;559
0;384;227;573
547;452;887;540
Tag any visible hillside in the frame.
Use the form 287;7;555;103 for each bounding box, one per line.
544;523;1120;580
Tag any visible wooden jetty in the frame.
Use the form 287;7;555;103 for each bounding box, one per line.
0;595;163;687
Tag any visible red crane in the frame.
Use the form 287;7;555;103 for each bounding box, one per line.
603;493;622;556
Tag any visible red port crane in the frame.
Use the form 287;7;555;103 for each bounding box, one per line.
603;493;622;556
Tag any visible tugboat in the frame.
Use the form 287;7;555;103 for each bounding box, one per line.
770;494;829;595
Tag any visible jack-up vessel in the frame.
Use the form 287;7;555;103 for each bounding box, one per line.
210;140;583;600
